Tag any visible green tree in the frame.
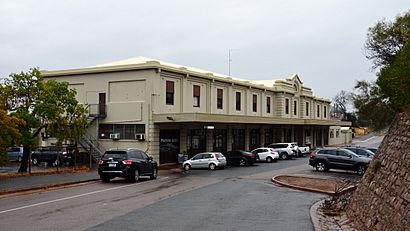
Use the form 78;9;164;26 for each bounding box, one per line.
354;10;410;129
377;42;410;112
0;68;88;172
365;11;410;69
352;80;395;129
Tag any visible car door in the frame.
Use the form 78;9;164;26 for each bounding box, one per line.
190;154;203;168
134;151;149;174
325;149;339;168
335;150;356;170
140;151;154;174
256;149;267;160
201;153;212;167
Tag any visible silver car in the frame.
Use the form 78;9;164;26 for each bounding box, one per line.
7;147;23;162
183;152;227;170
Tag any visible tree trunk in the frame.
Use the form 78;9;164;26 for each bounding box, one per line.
18;146;31;173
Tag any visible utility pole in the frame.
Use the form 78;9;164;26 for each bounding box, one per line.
228;49;238;76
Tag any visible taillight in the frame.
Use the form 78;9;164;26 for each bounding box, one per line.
122;159;133;164
62;149;68;156
214;154;219;160
248;153;255;157
98;160;104;165
309;153;315;158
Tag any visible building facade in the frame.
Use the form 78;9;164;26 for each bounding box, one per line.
42;57;351;164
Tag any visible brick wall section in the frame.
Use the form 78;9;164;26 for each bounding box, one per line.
347;113;410;231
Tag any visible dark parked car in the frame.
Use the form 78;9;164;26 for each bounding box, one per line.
98;149;157;182
32;145;78;166
224;150;258;166
343;146;375;158
309;147;371;175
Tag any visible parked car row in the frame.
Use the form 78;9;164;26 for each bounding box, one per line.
182;142;309;171
6;145;80;166
308;146;377;175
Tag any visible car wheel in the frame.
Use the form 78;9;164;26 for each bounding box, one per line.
266;157;273;163
133;169;140;182
32;157;39;166
17;156;22;162
150;167;158;180
209;163;216;170
356;165;366;175
316;161;327;172
239;159;246;166
281;152;288;160
101;175;110;183
184;164;191;171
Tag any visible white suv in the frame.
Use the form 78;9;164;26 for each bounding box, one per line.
251;148;279;163
267;143;297;159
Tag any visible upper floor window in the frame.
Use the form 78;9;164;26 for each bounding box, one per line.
217;89;223;109
166;81;174;105
324;106;327;118
193;85;200;107
266;96;271;113
252;94;257;112
293;100;297;115
317;105;320;117
305;102;309;116
285;98;289;114
236;92;241;111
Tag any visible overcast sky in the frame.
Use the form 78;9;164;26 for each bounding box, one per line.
0;0;408;99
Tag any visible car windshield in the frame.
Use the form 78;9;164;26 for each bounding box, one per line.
103;151;127;160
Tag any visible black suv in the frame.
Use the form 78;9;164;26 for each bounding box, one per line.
224;150;258;166
309;147;371;175
98;149;158;182
32;145;78;166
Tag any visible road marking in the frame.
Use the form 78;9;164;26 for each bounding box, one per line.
0;176;170;215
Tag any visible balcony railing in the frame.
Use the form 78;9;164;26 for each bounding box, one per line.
87;104;106;118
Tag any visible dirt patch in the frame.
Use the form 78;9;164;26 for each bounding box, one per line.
273;175;356;195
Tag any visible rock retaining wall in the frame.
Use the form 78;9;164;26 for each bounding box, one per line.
347;113;409;231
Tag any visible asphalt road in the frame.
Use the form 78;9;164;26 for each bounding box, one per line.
0;156;364;231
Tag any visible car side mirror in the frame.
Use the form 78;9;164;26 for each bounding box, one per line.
149;156;153;161
348;154;352;158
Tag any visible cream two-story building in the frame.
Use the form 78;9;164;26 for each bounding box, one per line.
42;57;351;164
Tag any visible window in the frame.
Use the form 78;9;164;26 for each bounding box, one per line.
193;85;200;107
293;100;297;115
236;92;241;111
285;98;289;114
166;81;174;105
317;105;320;117
217;89;223;109
99;124;145;139
252;94;257;112
324;106;327;118
330;130;334;138
266;96;271;113
305;102;309;116
336;130;340;138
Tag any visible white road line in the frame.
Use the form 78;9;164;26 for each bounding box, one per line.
0;176;170;215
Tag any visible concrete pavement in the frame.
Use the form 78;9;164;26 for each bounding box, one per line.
0;165;183;195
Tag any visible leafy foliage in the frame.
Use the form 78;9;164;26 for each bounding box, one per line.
0;68;88;172
354;10;410;129
0;105;25;166
365;11;410;69
352;80;395;130
377;43;410;112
